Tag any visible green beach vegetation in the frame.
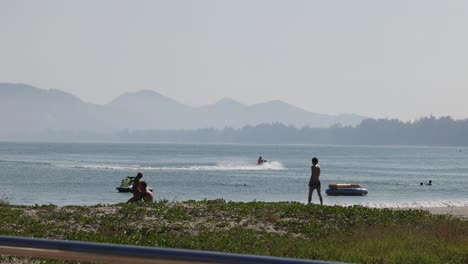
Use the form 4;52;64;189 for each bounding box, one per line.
0;200;467;263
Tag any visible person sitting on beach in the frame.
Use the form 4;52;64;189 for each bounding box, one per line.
127;181;153;203
308;157;323;205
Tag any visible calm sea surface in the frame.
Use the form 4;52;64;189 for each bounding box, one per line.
0;142;466;207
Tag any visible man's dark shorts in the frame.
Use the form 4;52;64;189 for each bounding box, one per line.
309;181;321;189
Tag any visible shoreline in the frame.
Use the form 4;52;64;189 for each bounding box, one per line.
424;206;468;219
7;199;468;219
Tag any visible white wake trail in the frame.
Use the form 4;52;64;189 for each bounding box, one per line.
60;161;287;171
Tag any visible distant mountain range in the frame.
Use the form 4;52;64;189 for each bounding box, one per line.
0;83;365;137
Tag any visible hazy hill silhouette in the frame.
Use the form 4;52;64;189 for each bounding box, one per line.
0;83;365;137
107;90;193;129
0;83;111;137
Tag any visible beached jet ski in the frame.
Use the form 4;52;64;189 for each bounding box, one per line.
325;184;368;196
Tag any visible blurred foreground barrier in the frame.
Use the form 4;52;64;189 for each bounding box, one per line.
0;235;346;264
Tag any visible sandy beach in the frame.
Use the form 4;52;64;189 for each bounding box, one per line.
425;206;468;219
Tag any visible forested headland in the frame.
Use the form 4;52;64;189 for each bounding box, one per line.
114;116;468;146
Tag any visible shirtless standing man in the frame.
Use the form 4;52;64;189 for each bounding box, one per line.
308;157;323;205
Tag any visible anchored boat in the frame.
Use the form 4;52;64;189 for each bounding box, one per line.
326;183;368;196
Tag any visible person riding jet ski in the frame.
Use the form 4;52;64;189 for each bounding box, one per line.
257;156;267;165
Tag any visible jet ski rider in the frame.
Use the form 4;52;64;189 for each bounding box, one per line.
258;156;264;165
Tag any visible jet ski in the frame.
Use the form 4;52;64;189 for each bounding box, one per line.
116;177;134;192
116;176;154;193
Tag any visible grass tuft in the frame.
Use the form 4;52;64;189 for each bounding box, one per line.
0;193;11;206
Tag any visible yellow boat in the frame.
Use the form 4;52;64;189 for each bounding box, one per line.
328;183;361;189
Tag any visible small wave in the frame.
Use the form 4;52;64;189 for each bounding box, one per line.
58;163;161;171
71;164;143;170
341;200;468;209
54;163;163;171
0;159;52;166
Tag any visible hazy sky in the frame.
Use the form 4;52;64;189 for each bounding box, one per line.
1;0;468;120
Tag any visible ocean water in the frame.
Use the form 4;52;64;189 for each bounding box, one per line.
0;142;466;208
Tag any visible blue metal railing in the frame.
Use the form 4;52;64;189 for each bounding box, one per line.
0;235;347;264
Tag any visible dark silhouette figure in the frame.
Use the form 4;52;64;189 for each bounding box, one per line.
130;172;144;197
128;181;153;203
308;157;323;205
257;156;264;165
